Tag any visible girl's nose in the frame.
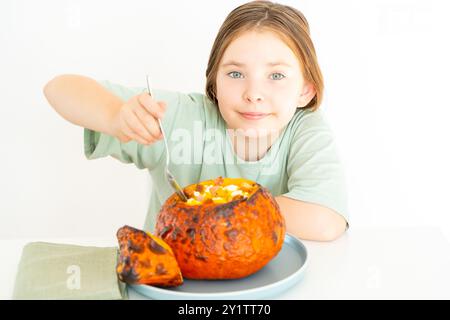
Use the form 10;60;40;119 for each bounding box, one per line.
243;87;265;104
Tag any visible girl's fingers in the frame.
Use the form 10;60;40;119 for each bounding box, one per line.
158;101;167;116
138;93;166;119
122;109;154;144
131;107;157;140
122;123;151;145
133;105;163;140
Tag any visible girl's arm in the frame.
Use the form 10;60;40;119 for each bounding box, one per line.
43;74;122;137
43;74;166;145
275;196;347;241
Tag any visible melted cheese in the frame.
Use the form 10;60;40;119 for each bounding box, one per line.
186;183;251;206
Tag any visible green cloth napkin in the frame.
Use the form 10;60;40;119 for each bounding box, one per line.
13;242;128;300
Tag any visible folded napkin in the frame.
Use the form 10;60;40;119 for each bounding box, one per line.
13;242;128;300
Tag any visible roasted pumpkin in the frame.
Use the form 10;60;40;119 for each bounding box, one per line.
155;177;286;279
116;225;183;287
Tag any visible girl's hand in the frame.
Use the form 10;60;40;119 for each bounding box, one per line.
110;93;167;145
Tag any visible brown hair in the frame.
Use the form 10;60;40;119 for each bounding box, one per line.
205;0;324;111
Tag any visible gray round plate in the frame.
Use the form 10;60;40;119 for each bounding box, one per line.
130;233;308;300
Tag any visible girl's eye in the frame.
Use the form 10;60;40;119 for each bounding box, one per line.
270;73;285;80
228;71;243;79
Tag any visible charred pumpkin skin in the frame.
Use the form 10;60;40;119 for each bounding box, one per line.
155;178;286;279
116;225;183;287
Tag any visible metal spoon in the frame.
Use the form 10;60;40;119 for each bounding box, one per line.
146;75;188;202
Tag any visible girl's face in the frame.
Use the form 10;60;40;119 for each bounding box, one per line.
216;30;313;138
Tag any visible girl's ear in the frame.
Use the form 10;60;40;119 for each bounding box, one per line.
297;83;316;108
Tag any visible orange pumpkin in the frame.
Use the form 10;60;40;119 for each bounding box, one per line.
116;225;183;287
155;177;286;279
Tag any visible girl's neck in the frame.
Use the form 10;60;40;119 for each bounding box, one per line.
226;127;282;162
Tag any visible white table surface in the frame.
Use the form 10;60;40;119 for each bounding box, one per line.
1;227;449;300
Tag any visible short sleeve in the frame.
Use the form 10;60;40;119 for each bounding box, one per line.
84;127;163;170
283;109;349;224
84;80;207;171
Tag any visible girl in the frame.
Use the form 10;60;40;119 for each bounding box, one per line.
44;1;348;241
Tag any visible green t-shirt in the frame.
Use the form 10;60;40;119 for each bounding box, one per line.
84;80;349;232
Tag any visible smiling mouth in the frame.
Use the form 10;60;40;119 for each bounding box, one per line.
239;112;270;120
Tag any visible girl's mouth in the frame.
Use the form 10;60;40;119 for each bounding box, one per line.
239;112;270;120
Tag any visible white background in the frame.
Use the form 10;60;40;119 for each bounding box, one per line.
1;0;449;240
